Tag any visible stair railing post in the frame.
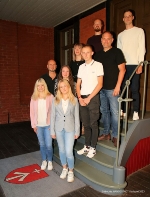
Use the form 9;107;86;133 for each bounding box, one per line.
116;97;122;167
142;61;149;119
116;93;132;166
124;80;130;141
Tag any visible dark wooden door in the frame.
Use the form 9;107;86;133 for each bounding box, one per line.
110;0;150;111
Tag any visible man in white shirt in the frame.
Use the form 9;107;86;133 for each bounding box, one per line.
117;9;145;120
76;45;103;158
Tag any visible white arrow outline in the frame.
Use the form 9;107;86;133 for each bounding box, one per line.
6;172;30;182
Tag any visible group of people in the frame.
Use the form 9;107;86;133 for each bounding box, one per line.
30;9;145;183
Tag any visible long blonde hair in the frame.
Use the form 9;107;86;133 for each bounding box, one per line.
55;79;76;105
73;43;84;61
31;78;51;100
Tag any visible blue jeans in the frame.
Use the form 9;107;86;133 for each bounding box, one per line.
100;89;119;138
56;129;75;169
37;126;53;161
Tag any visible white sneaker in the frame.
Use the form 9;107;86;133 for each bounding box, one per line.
41;160;47;170
86;147;96;158
77;145;90;155
47;161;53;170
133;111;139;120
67;171;74;182
60;168;68;179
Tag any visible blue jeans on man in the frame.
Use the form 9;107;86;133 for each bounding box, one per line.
99;89;119;145
37;126;53;161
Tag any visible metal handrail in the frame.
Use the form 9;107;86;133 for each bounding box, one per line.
115;60;149;167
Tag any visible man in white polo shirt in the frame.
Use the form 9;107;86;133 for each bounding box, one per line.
76;44;104;158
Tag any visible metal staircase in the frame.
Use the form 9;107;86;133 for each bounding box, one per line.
53;116;150;195
53;120;134;196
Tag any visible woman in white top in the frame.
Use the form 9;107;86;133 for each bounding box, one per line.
51;79;80;183
30;78;53;170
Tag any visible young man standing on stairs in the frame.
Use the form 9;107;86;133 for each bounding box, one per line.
117;9;145;120
76;45;103;158
95;31;126;147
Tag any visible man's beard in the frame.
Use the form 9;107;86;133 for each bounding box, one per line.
49;69;56;72
94;28;101;32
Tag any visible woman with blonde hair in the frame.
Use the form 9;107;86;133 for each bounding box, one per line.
51;79;80;183
30;78;53;170
69;43;85;83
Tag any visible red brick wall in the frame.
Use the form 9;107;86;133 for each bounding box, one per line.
0;8;105;124
18;25;54;104
80;8;106;44
0;20;54;124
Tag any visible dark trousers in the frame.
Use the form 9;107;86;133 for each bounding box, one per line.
122;65;140;112
79;94;100;148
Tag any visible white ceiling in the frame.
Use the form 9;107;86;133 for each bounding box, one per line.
0;0;106;28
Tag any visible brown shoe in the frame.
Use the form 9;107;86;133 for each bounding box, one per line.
98;134;111;141
112;137;115;143
113;137;117;147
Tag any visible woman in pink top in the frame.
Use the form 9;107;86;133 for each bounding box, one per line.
30;78;53;171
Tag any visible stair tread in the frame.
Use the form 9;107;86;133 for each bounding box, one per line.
122;118;134;123
54;146;126;189
97;140;117;150
75;142;115;168
100;119;134;125
99;127;126;137
99;126;125;137
75;158;127;189
79;135;117;151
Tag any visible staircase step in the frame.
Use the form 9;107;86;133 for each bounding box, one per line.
74;141;115;175
99;126;125;137
121;118;134;129
97;140;117;158
78;135;117;158
75;159;127;194
99;118;134;136
53;146;126;194
100;118;134;125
